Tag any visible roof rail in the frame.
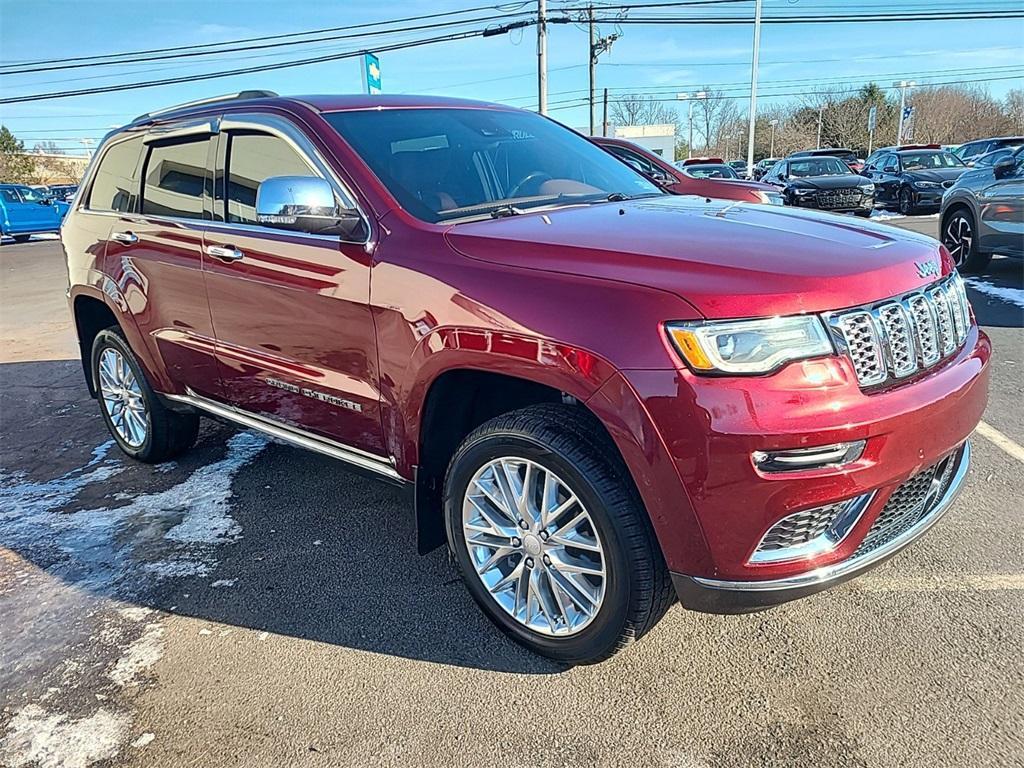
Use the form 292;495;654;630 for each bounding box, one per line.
132;90;278;123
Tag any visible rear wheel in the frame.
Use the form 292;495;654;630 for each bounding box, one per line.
942;208;991;273
91;327;199;463
444;404;673;664
12;235;31;243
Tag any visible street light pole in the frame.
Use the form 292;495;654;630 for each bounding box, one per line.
677;91;706;158
537;0;547;114
588;5;596;134
816;106;824;149
769;119;778;157
745;0;764;170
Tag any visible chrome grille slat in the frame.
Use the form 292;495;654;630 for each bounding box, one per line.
825;274;972;390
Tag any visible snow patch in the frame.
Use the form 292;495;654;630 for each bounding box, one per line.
210;578;237;588
108;622;164;687
964;277;1024;310
0;705;129;768
131;732;155;749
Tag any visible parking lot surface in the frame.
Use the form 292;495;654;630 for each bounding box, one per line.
1;224;1022;768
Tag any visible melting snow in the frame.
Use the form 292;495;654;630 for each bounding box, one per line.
108;622;165;687
0;706;129;768
964;277;1024;310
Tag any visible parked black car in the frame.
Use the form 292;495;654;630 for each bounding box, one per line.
727;159;748;177
751;157;780;180
864;148;967;214
762;156;875;216
953;136;1024;166
791;147;863;174
940;146;1024;272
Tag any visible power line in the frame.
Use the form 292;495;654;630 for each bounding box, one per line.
0;3;532;68
0;12;533;76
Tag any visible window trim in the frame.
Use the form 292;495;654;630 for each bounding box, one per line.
139;134;216;222
213;113;371;245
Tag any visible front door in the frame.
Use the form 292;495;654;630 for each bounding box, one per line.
202;120;386;456
7;186;60;234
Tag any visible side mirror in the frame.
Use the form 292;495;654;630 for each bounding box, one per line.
993;157;1016;179
256;176;366;239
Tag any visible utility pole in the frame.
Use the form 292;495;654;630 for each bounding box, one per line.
894;80;915;145
602;87;609;137
587;5;618;136
816;106;824;149
537;0;547;114
745;0;763;169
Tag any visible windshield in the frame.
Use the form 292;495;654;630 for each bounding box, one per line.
684;164;738;179
324;108;662;222
899;151;963;170
787;157;851;177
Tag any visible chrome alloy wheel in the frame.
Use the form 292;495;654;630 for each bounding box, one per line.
98;347;148;447
943;213;973;266
462;457;607;636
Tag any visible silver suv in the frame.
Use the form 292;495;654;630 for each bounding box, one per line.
941;146;1024;273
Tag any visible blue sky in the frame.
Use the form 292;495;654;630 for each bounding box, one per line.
1;0;1022;153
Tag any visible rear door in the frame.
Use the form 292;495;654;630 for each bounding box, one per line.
978;152;1024;257
203;114;385;456
103;125;222;398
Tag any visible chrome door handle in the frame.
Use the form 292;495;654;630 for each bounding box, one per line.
111;231;138;245
206;245;244;262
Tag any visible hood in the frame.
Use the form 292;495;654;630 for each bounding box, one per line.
713;178;777;192
788;175;872;190
904;167;966;183
444;196;950;319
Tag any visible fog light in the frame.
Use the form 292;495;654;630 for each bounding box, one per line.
752;440;865;473
749;492;874;564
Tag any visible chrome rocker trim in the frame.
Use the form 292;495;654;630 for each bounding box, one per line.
164;389;403;482
673;441;971;613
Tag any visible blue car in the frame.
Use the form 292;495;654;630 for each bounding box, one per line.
0;184;70;242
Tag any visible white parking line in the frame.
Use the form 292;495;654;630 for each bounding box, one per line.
976;421;1024;465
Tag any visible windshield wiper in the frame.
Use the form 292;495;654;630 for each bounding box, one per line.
490;204;525;218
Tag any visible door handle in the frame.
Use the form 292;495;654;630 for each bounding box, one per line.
206;244;244;262
111;231;138;245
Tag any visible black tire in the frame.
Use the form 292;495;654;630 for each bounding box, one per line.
444;404;673;664
854;209;872;218
942;207;991;274
12;235;31;243
91;326;199;463
898;187;917;216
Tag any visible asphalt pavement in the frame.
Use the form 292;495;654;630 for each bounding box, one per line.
1;222;1022;768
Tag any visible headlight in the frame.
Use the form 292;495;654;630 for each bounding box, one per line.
666;316;833;374
914;181;940;189
758;191;785;206
791;188;815;196
861;183;875;194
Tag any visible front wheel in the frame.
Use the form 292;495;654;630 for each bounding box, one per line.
444;404;673;664
898;187;917;216
12;235;31;243
854;209;872;218
942;208;991;273
91;327;199;463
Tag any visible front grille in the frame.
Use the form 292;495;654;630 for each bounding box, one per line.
824;273;972;390
815;188;862;209
854;448;961;556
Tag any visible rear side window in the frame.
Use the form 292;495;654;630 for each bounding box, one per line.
224;132;317;224
142;138;212;219
88;136;143;212
1;189;19;203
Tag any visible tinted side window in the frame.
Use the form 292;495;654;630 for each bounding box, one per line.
1;189;19;204
609;146;657;176
88;137;143;212
225;132;316;224
142;138;212;219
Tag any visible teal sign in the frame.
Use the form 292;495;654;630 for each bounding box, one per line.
362;52;381;95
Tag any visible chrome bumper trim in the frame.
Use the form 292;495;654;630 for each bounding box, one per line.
693;440;970;594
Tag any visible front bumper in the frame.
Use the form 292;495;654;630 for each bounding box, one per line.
671;441;971;613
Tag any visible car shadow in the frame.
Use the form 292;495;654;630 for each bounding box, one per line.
962;255;1024;329
0;359;563;675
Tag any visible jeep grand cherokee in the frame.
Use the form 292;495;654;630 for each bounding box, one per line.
61;92;990;664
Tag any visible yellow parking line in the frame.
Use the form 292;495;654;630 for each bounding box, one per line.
976;421;1024;465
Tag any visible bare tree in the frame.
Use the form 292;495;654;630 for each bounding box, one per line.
32;140;66;155
609;94;678;130
1007;89;1024;134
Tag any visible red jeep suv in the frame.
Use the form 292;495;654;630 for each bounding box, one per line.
62;92;990;663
